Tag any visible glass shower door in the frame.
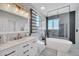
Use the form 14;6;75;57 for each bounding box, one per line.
47;5;70;39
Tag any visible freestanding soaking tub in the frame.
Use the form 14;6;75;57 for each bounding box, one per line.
46;38;72;55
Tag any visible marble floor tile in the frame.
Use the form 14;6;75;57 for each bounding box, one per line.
39;44;79;56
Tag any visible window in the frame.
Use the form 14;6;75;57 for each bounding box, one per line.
48;19;59;30
36;16;40;27
48;20;53;29
30;9;40;35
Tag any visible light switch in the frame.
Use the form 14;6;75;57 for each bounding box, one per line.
76;29;78;32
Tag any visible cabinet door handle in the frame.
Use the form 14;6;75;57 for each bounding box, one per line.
23;50;29;54
27;55;29;56
23;44;29;48
5;51;15;56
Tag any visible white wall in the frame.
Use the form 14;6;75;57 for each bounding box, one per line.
75;9;79;44
75;4;79;44
0;10;29;32
21;3;46;34
73;3;79;45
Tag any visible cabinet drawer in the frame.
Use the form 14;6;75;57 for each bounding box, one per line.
29;43;38;56
19;42;30;53
0;47;17;56
20;42;30;48
29;39;37;45
23;49;30;56
18;42;31;56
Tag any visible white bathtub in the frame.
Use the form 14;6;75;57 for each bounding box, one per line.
46;38;72;53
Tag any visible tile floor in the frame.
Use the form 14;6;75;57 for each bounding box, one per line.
39;44;79;56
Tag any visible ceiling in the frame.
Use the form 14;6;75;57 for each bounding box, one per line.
21;3;79;16
31;3;79;16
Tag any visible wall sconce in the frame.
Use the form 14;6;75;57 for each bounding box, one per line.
16;7;19;12
22;10;24;14
15;5;21;12
1;4;29;18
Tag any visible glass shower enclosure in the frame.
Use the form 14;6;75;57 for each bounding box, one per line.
46;5;70;40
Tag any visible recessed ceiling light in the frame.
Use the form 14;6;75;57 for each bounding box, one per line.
40;6;46;10
8;4;10;8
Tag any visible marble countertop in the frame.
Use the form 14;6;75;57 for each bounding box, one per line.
0;36;36;51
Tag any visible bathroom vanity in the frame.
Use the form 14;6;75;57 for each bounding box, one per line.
0;33;38;56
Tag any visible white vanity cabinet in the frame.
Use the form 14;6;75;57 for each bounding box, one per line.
21;39;38;56
29;40;38;56
0;37;38;56
19;41;31;56
29;44;38;56
0;47;18;56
